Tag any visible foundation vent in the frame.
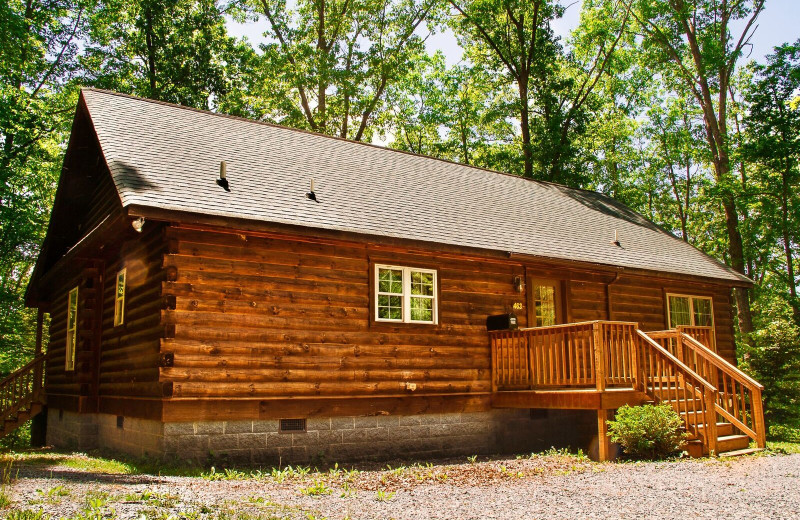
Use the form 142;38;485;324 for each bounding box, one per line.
279;418;307;433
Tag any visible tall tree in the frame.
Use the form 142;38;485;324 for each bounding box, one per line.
248;0;435;140
383;52;516;169
448;0;631;183
624;0;765;333
744;41;800;320
0;0;88;372
84;0;257;111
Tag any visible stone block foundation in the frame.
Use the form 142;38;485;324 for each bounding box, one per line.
47;408;596;465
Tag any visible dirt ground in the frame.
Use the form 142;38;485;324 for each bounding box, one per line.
2;449;799;519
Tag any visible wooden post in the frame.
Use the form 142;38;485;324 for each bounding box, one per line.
597;409;611;461
630;323;642;391
705;387;719;455
752;388;767;449
593;322;606;392
33;308;44;394
490;334;498;394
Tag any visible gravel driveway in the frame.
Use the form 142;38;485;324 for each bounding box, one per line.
4;451;799;519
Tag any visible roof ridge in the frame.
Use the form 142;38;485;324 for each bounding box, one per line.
80;87;605;197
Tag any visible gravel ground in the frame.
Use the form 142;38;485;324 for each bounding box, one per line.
4;451;800;519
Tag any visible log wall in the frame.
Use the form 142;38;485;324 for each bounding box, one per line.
43;220;738;420
159;224;738;408
98;222;167;399
160;226;526;400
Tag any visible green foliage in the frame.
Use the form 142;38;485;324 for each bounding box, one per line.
300;480;332;496
740;295;800;426
243;0;438;140
0;421;31;452
608;404;687;460
84;0;258;111
0;0;82;375
374;489;395;502
769;424;800;443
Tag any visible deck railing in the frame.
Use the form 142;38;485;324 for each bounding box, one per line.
677;325;716;352
489;321;638;391
646;329;766;448
0;354;47;423
634;330;718;454
489;321;727;455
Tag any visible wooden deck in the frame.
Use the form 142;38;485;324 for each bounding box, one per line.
492;388;649;410
489;321;765;460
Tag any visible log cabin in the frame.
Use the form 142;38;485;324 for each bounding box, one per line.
5;88;766;463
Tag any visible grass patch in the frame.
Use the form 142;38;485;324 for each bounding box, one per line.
767;441;800;454
59;455;134;475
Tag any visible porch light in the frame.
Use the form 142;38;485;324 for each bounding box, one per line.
514;275;525;293
131;217;145;233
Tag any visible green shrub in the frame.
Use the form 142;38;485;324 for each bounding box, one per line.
769;424;800;442
608;404;687;460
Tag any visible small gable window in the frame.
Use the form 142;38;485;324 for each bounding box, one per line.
66;287;78;371
375;265;437;324
114;268;126;327
667;294;714;328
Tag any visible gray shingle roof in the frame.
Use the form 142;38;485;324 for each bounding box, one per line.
81;88;749;284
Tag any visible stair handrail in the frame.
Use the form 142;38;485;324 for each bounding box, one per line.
677;332;766;448
0;353;48;421
635;330;719;455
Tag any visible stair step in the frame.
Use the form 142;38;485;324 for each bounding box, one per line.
696;422;735;437
719;448;764;458
717;434;751;453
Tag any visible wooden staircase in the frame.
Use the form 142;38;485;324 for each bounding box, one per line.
638;329;765;457
0;354;47;438
489;321;766;459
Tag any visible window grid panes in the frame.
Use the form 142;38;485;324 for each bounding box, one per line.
533;284;557;327
377;268;404;321
668;294;714;328
376;265;437;324
66;287;78;371
114;268;126;327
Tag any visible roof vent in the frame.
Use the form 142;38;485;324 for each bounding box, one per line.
306;178;320;203
217;161;230;192
611;230;621;247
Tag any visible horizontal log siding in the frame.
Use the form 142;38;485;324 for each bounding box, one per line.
99;223;167;397
161;227;527;399
607;278;736;363
45;273;91;398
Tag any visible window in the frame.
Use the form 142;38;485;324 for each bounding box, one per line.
530;280;561;327
66;287;78;371
114;268;126;327
375;265;437;324
667;294;714;328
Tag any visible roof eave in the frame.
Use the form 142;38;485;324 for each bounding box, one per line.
126;203;754;289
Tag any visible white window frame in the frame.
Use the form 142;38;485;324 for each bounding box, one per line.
114;268;126;327
666;293;715;328
374;264;438;324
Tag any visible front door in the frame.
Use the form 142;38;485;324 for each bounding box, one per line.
526;278;564;327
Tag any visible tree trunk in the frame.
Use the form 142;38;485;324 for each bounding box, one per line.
518;77;532;178
144;8;158;99
781;183;800;321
